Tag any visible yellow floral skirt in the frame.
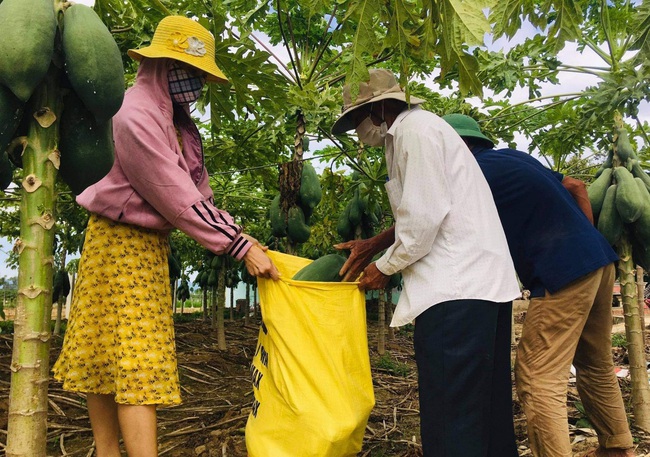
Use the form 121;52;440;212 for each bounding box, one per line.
52;214;181;405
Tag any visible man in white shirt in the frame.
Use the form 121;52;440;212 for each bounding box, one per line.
331;68;521;457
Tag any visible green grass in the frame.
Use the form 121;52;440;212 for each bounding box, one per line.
375;353;411;377
612;333;627;348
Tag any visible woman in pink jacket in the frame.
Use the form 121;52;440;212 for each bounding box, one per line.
53;16;279;457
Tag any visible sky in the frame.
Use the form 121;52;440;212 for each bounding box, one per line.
1;6;647;279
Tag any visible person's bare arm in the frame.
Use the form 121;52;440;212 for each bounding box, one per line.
562;176;594;224
334;226;396;281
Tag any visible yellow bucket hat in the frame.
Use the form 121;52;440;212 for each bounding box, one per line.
128;16;228;83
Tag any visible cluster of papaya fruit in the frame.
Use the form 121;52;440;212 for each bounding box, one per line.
270;162;322;243
195;250;239;290
337;174;382;241
588;124;650;269
168;241;182;282
176;278;191;303
0;0;124;194
196;251;223;290
52;269;71;304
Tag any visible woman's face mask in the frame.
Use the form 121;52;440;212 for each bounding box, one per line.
168;62;206;104
354;102;387;147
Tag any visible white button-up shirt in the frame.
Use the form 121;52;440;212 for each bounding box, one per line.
375;107;520;327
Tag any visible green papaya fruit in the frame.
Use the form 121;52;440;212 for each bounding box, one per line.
52;270;71;303
270;194;287;237
199;271;210;288
632;201;650;251
0;0;56;101
635;177;650;207
6;101;32;168
292;254;347;281
287;205;310;243
587;168;613;217
58;93;115;195
348;195;362;226
633;240;650;273
207;270;218;287
211;255;222;269
177;279;191;301
615;126;636;162
357;183;369;212
337;205;353;241
168;254;181;279
0;84;24;154
613;166;644;223
0;150;13;191
298;162;322;209
62;4;125;122
597;184;624;246
630;161;650;193
361;213;376;239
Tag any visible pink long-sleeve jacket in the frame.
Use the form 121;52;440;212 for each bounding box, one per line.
77;57;252;260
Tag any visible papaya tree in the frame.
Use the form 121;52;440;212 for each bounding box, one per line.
587;112;650;431
1;0;124;454
451;0;650;427
226;267;241;321
215;256;228;349
176;277;191;315
239;263;256;325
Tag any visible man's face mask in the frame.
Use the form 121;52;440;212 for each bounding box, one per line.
354;103;387;147
168;62;206;104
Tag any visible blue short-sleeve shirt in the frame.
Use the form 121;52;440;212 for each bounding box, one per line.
472;146;618;297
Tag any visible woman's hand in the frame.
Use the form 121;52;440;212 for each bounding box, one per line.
242;244;280;280
242;233;268;251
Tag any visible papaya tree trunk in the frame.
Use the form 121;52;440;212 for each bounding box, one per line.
280;110;306;255
637;266;647;344
66;271;75;319
229;285;234;321
217;267;227;350
377;290;386;355
203;288;208;321
210;286;217;328
244;283;251;326
386;290;394;341
53;246;67;335
619;237;650;432
7;65;62;457
172;279;178;314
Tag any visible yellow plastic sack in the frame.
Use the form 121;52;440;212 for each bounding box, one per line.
246;250;375;457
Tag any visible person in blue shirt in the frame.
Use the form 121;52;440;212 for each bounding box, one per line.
443;114;635;457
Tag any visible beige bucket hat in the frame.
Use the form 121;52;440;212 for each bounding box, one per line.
331;69;426;134
128;15;228;83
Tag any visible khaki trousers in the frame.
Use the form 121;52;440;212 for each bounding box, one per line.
515;264;633;456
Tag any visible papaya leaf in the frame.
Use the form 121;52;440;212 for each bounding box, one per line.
545;0;583;52
340;0;381;102
630;1;650;68
490;0;527;40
